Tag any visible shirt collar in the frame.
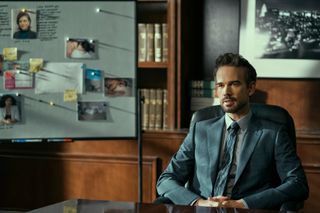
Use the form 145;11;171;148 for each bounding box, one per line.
225;110;252;131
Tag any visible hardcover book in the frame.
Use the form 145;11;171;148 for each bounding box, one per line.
140;89;150;130
146;23;155;62
155;89;163;129
162;89;168;129
154;23;162;62
162;23;168;62
138;23;147;62
148;89;156;129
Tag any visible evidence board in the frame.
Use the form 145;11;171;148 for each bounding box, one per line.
0;0;137;141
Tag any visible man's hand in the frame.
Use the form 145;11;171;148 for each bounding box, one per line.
194;196;246;208
207;196;246;209
193;198;220;207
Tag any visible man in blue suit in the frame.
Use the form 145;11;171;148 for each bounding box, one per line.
156;53;308;210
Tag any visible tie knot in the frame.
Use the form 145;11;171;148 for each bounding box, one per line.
228;122;240;133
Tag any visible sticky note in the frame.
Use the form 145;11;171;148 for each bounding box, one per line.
29;58;43;73
64;89;77;102
3;47;18;61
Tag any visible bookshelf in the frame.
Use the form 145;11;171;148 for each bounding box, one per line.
137;0;177;130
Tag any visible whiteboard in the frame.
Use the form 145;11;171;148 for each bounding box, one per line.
0;1;137;141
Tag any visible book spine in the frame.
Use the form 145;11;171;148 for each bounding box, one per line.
162;89;168;129
155;89;163;129
148;89;156;129
190;80;215;89
140;89;150;130
138;23;147;62
162;23;168;62
146;24;155;62
154;23;162;62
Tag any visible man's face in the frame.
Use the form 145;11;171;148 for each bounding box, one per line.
215;66;255;119
18;15;30;31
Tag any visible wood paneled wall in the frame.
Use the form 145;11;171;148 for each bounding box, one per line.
254;78;320;212
0;131;185;211
296;134;320;213
0;143;161;211
254;78;320;131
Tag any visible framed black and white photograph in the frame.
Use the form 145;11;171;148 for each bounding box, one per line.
239;0;320;78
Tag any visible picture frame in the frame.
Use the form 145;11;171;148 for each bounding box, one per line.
239;0;320;78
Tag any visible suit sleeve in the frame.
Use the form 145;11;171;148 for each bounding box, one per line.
156;123;202;205
243;126;309;209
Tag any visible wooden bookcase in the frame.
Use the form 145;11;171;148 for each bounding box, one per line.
137;0;178;130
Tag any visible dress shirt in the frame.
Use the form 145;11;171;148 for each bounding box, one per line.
222;111;252;196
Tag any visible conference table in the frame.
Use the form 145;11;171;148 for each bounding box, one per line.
27;199;283;213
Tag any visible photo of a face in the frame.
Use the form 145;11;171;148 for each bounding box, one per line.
66;38;96;59
12;9;37;39
104;78;133;97
0;94;21;125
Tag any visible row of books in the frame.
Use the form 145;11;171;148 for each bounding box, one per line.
138;23;168;63
190;80;215;89
190;80;217;111
190;80;215;97
140;88;168;130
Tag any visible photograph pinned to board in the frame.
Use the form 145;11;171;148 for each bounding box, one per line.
0;93;22;126
12;8;37;39
65;38;96;59
4;70;33;89
3;47;18;61
3;61;33;89
104;78;133;97
77;101;107;121
35;62;84;94
85;68;102;93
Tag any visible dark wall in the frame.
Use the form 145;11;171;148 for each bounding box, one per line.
203;0;240;79
180;0;240;127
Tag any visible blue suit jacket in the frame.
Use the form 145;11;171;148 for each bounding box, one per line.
157;114;309;210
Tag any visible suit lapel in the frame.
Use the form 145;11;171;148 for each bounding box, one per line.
207;116;225;183
235;116;263;184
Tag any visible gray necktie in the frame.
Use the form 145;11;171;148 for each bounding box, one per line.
213;121;240;196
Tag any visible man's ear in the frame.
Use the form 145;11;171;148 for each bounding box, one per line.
248;81;256;96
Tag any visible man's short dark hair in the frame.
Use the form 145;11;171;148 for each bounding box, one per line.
214;53;257;85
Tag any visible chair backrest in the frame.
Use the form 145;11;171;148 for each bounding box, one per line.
190;103;296;148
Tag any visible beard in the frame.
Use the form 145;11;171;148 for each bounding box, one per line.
221;97;248;114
